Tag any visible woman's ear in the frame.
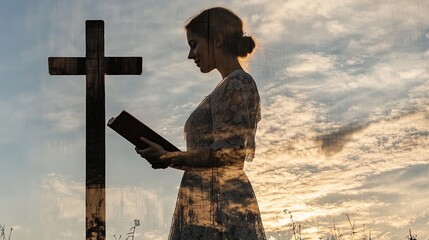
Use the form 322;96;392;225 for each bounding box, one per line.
214;33;224;48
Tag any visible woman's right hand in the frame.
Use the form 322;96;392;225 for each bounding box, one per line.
136;152;171;169
135;137;173;169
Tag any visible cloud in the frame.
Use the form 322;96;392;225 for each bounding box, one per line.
283;52;336;78
0;93;38;144
316;122;370;155
39;173;167;222
246;110;429;238
1;0;427;239
34;173;171;239
350;164;429;238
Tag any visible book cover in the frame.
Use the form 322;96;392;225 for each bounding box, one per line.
107;110;181;152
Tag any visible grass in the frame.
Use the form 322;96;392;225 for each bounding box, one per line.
278;210;426;240
0;225;12;240
113;219;140;240
1;215;425;239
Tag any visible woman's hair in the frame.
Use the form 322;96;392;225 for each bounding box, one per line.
185;7;256;58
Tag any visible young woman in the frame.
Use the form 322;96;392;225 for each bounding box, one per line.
136;7;266;240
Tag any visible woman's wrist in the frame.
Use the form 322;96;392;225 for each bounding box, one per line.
160;151;178;166
160;151;191;166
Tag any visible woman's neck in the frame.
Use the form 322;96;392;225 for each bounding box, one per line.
216;54;243;79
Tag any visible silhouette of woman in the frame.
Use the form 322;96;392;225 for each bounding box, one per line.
136;7;266;240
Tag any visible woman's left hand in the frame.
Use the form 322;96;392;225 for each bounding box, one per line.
135;137;172;167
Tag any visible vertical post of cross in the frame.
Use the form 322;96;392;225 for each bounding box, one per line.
48;20;142;240
85;20;106;240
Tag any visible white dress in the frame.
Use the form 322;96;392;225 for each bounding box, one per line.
168;70;266;240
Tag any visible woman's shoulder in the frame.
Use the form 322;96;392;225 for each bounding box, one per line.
210;70;258;100
222;69;257;91
226;69;254;82
209;70;258;103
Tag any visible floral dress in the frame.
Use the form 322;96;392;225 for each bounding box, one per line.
168;70;266;240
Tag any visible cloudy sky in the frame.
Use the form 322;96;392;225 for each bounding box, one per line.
1;0;428;239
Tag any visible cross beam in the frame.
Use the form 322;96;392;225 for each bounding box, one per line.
48;20;142;240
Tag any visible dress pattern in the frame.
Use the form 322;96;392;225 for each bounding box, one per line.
168;70;266;240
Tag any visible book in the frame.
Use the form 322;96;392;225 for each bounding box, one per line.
107;110;181;152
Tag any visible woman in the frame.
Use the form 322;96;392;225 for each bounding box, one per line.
136;7;266;240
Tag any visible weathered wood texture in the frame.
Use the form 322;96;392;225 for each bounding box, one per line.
48;20;142;240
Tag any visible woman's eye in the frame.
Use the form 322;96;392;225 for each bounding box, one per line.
190;42;197;49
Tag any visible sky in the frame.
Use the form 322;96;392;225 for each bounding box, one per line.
0;0;428;239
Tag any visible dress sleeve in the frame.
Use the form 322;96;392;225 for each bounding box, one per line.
210;73;261;166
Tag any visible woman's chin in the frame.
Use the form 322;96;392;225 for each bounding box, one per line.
199;66;214;73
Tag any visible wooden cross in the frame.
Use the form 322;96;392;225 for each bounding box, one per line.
48;20;142;240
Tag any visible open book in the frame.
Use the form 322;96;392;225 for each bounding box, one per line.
107;110;181;152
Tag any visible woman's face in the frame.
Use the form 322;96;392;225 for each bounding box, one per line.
186;31;215;73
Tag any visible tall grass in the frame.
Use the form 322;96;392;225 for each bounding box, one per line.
0;225;12;240
406;228;417;240
114;219;140;240
278;211;426;240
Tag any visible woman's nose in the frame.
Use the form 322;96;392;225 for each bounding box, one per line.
188;50;194;59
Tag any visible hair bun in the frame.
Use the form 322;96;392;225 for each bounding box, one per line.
236;36;256;57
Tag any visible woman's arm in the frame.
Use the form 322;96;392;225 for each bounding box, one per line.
161;148;229;169
209;73;261;164
137;143;222;170
136;138;216;170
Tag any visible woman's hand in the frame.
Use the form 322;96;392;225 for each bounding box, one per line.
135;137;172;168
